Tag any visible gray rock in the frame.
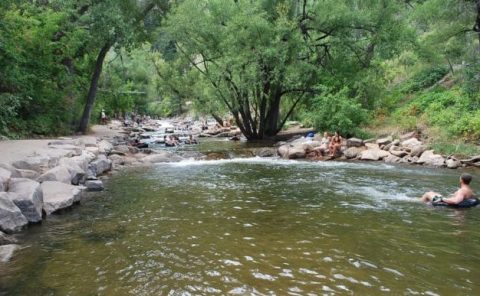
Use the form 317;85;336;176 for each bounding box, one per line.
400;131;417;141
128;146;139;154
286;146;307;159
88;158;112;176
37;166;71;184
0;163;21;178
0;231;17;245
85;180;104;192
110;150;126;156
12;156;50;173
59;158;86;185
376;136;393;146
48;144;82;156
384;154;401;163
16;169;40;180
8;178;43;223
0;193;28;233
446;158;461;169
255;148;276;158
85;147;100;156
0;167;12;192
344;147;366;159
98;140;114;154
109;154;125;166
141;152;184;163
382;142;393;151
81;136;97;147
401;138;422;149
410;145;427;157
389;147;409;158
113;145;130;154
360;149;390;161
277;145;289;158
41;181;82;215
0;244;20;262
346;138;364;148
392;139;400;146
459;155;480;165
417;150;445;167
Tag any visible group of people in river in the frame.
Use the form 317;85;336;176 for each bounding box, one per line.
164;134;198;147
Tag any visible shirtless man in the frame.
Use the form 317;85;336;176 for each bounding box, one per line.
421;173;475;205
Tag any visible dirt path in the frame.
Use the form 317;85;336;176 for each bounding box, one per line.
0;124;124;165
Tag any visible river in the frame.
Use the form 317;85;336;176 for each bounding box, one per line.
1;140;479;295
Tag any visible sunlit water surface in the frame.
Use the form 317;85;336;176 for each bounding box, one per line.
1;145;480;295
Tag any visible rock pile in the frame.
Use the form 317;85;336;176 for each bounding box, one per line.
277;132;472;169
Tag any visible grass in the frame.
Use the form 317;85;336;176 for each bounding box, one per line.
428;142;480;158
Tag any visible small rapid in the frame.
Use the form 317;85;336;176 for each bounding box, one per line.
1;152;479;295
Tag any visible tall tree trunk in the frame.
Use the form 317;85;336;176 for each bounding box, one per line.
265;91;282;137
78;42;111;134
211;113;224;126
475;0;480;52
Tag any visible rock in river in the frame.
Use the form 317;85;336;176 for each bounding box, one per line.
8;178;43;223
41;181;82;215
0;244;20;262
37;165;72;184
0;192;28;233
85;180;104;192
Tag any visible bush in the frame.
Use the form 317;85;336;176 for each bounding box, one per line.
399;65;449;93
301;88;370;137
0;94;23;137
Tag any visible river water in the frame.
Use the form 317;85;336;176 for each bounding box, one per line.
1;140;479;295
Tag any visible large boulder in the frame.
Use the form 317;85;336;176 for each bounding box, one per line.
48;144;82;156
88;157;112;176
376;136;393;146
37;166;71;184
41;181;82;215
0;163;21;178
389;146;409;158
346;138;364;148
417;150;445;167
277;145;289;158
384;154;401;163
0;193;28;233
59;158;86;185
85;147;100;156
85;180;104;192
360;149;390;161
0;167;12;192
287;146;306;159
254;148;276;158
344;147;366;159
112;145;130;154
446;158;461;169
98;140;114;154
141;152;184;163
401;138;422;149
12;156;50;173
8;178;43;223
410;145;427;157
400;131;418;141
81;136;97;147
16;169;40;180
0;244;20;262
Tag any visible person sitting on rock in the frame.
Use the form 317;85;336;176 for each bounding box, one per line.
421;173;475;205
314;132;330;157
328;131;343;157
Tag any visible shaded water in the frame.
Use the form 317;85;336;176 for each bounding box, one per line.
1;147;480;295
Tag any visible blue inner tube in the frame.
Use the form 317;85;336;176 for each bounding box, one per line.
432;197;479;208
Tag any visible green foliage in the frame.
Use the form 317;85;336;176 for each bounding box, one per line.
301;88;370;137
399;65;450;93
392;89;480;140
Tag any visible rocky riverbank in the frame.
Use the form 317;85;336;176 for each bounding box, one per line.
277;132;480;169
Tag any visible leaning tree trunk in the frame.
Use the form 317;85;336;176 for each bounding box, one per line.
78;42;111;134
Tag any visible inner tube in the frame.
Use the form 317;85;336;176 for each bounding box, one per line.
432;197;479;208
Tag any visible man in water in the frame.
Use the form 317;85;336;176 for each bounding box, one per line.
421;173;475;204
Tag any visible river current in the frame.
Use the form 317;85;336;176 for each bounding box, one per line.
1;140;479;295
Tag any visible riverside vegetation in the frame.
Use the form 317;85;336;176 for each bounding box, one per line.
0;1;478;147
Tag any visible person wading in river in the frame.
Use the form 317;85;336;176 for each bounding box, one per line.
421;173;475;205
